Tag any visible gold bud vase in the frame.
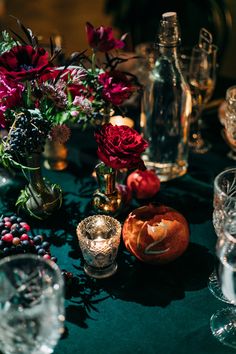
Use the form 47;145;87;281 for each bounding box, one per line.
43;139;68;171
92;162;123;216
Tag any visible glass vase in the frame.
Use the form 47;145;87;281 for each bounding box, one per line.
92;162;123;217
17;153;62;220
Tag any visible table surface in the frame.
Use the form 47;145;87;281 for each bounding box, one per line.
0;106;235;354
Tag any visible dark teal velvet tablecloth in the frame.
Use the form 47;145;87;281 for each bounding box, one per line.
0;115;236;354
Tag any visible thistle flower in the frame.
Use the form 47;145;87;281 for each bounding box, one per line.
50;124;71;144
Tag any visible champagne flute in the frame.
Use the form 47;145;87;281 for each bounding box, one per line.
188;44;218;153
0;254;65;354
222;85;236;160
210;213;236;348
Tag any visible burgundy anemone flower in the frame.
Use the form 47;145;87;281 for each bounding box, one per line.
0;45;51;81
98;70;136;106
86;22;124;52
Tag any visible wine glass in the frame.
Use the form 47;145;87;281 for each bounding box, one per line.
222;85;236;160
210;213;236;348
0;254;65;354
186;44;218;153
208;167;236;303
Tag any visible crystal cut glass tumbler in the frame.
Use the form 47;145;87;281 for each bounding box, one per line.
77;215;121;279
0;254;65;354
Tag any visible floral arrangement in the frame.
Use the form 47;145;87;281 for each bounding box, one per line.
0;20;138;167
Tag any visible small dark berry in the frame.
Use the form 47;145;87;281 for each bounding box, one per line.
21;240;30;248
10;216;17;223
16;217;23;223
51;256;57;263
42;241;50;249
18;227;27;235
33;235;43;245
37;248;46;256
11;229;19;237
3;247;10;255
1;230;8;236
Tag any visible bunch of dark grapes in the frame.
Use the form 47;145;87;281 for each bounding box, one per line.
0;215;56;262
5;111;52;156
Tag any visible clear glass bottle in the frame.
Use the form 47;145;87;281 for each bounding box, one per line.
140;12;192;181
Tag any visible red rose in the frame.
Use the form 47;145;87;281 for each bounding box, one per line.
0;75;24;127
0;45;51;81
95;123;148;170
86;22;124;52
98;70;135;106
127;169;161;199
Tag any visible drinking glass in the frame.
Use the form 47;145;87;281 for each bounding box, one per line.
77;215;121;279
0;254;65;354
210;213;236;348
222;85;236;160
208;167;236;302
182;45;217;153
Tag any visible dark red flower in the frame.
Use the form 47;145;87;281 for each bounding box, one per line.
0;75;24;128
95;123;148;170
0;45;51;81
98;70;135;106
86;22;124;52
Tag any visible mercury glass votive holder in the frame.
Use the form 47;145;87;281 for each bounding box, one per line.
76;215;122;279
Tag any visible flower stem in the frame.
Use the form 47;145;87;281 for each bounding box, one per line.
91;51;96;73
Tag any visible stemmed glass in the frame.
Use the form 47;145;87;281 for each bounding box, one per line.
187;44;218;153
210;213;236;348
222;85;236;160
208;167;236;303
0;254;65;354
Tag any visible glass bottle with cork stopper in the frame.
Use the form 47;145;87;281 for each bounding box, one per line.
140;12;192;182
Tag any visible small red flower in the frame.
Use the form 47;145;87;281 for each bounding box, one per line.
86;22;124;52
98;70;135;106
0;75;24;128
95;123;148;170
0;45;51;81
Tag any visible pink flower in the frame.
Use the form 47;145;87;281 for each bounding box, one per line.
0;75;24;127
73;96;93;114
98;70;135;106
86;22;124;52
